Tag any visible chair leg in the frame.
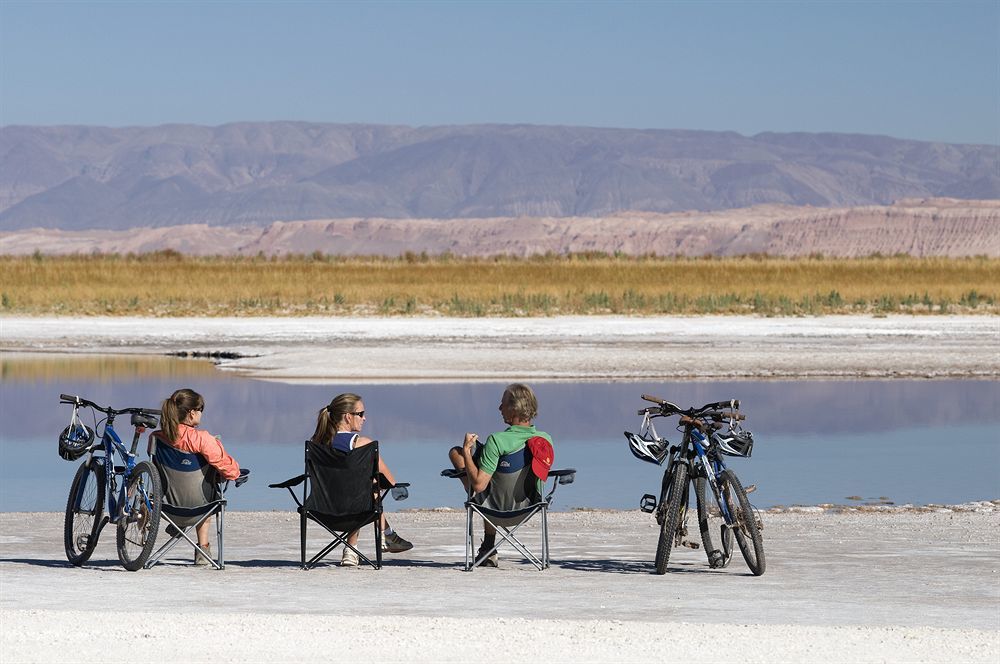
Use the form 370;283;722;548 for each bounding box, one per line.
541;505;548;569
300;510;307;570
217;506;225;570
464;504;474;571
375;521;383;570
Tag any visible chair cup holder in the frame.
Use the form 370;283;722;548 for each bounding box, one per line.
390;486;409;501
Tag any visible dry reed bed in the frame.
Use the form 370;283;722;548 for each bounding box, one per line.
2;253;997;316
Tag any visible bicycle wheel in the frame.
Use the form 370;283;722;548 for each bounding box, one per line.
695;475;732;569
720;469;765;576
64;460;106;566
116;460;162;571
653;463;689;575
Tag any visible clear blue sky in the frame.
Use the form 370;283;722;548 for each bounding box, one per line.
1;1;997;145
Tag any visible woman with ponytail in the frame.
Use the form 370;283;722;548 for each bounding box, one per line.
150;388;242;565
313;393;412;566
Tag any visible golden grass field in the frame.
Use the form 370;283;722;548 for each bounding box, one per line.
1;252;997;316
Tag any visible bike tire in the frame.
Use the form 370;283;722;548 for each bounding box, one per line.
64;460;106;566
720;469;765;576
695;475;732;569
653;463;689;575
115;460;162;571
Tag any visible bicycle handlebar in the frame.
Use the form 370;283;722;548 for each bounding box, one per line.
639;394;744;421
59;394;161;417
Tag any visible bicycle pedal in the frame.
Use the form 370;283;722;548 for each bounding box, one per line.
639;494;657;513
680;540;700;550
745;484;757;494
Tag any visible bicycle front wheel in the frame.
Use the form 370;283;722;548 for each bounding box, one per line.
653;463;689;575
720;469;765;576
695;475;732;569
64;460;105;566
116;460;162;571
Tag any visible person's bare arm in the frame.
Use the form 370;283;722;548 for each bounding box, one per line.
462;433;492;493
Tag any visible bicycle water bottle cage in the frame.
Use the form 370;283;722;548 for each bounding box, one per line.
58;424;95;461
624;432;668;465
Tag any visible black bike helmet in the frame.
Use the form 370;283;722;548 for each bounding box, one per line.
712;428;754;458
58;423;95;461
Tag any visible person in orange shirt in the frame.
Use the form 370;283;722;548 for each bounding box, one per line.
150;388;242;565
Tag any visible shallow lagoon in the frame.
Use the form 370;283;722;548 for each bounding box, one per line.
1;356;997;511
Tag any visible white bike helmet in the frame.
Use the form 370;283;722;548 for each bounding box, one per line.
711;428;754;458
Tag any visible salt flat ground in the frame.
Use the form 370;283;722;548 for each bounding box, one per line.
1;510;997;663
2;315;998;380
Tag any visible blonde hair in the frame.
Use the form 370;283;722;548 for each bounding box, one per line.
503;383;537;422
311;393;362;445
160;388;205;443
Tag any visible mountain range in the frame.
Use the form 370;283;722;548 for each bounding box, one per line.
1;123;997;231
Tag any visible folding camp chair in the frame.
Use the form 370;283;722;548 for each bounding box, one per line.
144;438;248;570
441;441;575;571
269;440;409;570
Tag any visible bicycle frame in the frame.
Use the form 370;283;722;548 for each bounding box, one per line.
71;407;154;528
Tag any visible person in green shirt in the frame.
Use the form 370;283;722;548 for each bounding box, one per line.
447;383;553;567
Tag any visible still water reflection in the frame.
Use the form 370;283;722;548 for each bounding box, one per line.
1;356;998;511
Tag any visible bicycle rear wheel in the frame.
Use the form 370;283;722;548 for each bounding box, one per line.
720;469;765;576
653;463;689;575
116;460;162;571
64;460;105;566
695;475;732;569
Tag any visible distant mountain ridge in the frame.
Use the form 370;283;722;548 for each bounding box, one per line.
0;122;997;230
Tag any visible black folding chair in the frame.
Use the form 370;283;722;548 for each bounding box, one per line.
442;442;575;571
270;440;409;570
145;438;248;570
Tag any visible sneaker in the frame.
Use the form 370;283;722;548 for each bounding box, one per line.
382;530;413;553
476;542;499;568
341;548;359;567
194;543;212;566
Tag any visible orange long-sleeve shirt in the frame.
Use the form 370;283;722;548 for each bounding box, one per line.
151;424;241;480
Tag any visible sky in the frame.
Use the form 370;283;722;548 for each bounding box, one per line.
0;1;997;145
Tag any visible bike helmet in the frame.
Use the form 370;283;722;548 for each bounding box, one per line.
625;431;668;465
711;427;754;458
58;423;95;461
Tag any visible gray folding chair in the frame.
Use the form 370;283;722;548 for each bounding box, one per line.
442;440;575;571
144;438;246;570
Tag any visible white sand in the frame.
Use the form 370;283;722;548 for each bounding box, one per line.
1;510;998;663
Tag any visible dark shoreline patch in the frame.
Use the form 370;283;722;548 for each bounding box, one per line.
168;350;248;360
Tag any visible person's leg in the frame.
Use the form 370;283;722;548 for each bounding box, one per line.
195;519;211;547
448;446;472;493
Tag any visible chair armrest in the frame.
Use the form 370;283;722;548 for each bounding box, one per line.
550;468;577;485
268;474;306;489
441;468;466;479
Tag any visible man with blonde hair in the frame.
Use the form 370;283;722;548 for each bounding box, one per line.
447;383;554;567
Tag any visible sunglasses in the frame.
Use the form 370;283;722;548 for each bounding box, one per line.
350;410;366;418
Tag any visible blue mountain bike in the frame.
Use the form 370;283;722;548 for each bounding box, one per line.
625;394;765;576
59;394;163;571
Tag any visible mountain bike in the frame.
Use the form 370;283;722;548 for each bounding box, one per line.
624;394;765;576
58;393;163;571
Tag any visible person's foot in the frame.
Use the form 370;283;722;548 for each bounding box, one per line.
382;531;413;553
476;542;499;568
194;543;212;566
341;548;359;567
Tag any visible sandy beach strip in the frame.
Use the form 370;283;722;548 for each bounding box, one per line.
1;510;997;662
2;314;998;381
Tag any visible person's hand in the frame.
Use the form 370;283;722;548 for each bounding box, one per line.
463;433;478;452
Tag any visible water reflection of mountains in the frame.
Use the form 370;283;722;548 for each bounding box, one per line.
3;357;997;443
